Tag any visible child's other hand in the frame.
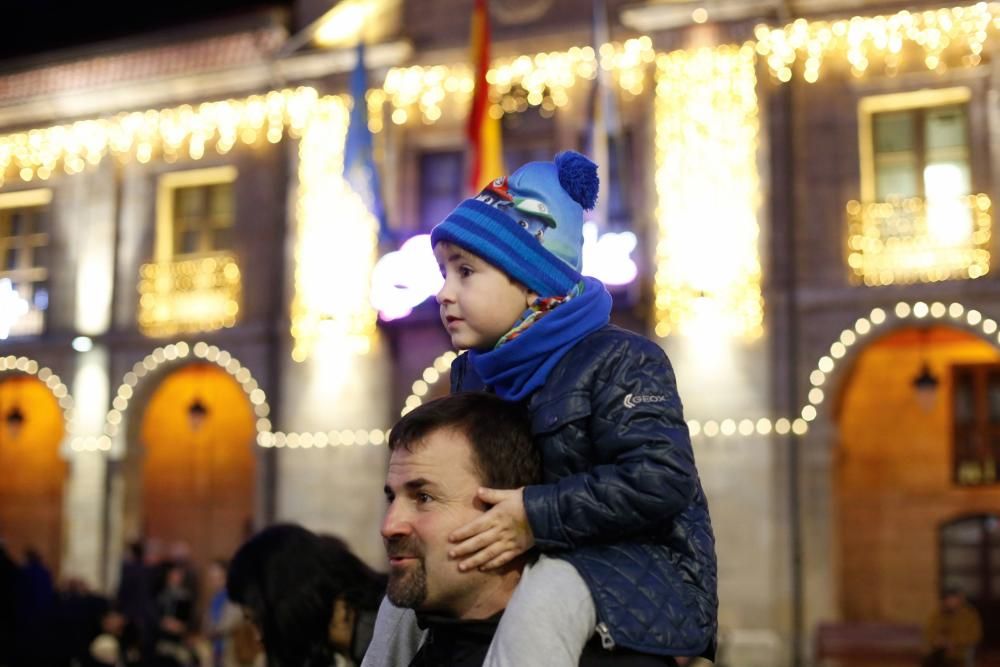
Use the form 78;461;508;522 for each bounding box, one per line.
448;487;534;571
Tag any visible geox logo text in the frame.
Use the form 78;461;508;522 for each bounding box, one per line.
623;393;669;408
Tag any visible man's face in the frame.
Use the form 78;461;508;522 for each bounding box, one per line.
381;428;490;618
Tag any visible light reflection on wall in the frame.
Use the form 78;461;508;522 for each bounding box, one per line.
291;94;378;362
370;224;637;322
653;44;763;340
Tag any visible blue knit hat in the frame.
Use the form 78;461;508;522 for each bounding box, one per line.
430;151;598;297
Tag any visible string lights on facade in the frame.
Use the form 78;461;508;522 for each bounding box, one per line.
0;89;315;185
368;37;655;130
0;355;74;440
679;300;1000;438
0;89;377;362
66;298;1000;452
754;3;1000;82
400;350;459;416
137;253;242;336
291;94;379;362
96;341;388;451
98;341;271;452
846;195;992;286
255;428;389;449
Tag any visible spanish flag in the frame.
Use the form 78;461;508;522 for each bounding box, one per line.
467;0;503;193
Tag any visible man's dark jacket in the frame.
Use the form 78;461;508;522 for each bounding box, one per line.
452;324;718;658
408;613;679;667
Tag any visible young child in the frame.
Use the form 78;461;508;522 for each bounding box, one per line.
364;151;716;666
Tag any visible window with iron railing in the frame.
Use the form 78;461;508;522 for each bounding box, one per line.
849;88;990;286
138;167;241;337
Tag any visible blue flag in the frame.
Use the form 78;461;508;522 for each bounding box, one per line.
344;41;389;241
585;0;622;231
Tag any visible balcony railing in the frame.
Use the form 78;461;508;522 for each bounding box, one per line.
846;194;992;286
138;252;241;337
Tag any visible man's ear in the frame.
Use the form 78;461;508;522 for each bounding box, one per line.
328;596;356;653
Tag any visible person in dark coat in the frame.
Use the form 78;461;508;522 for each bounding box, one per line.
226;524;385;667
151;563;197;667
0;540;17;667
116;541;155;650
365;151;716;667
13;548;57;667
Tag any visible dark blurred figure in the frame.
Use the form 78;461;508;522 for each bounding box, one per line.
87;607;142;667
227;524;385;667
152;563;198;667
167;541;199;613
116;541;156;654
13;548;57;667
52;577;110;667
922;587;983;667
0;539;17;667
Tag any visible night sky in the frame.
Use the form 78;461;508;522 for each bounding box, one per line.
0;0;291;63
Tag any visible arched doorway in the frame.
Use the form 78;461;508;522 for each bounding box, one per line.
835;324;1000;639
136;362;256;571
0;373;66;571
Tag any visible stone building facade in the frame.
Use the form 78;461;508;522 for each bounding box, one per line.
2;1;1000;664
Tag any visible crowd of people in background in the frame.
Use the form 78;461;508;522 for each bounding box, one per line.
0;537;260;667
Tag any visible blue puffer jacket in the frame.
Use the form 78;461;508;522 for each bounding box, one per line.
451;324;717;658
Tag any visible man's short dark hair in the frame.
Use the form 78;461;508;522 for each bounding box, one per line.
389;392;541;489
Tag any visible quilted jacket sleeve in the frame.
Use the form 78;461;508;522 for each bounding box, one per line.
523;336;698;550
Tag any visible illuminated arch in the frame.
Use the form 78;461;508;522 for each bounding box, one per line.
0;354;74;437
800;300;1000;430
401;350;458;417
100;341;271;451
389;302;1000;442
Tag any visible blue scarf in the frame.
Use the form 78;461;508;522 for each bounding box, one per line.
469;277;612;401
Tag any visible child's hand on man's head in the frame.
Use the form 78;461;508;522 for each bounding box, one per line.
448;487;534;571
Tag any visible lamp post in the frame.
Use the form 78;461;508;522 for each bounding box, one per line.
187;398;209;433
4;405;25;441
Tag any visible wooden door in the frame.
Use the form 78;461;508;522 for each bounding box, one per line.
139;363;255;573
0;374;65;571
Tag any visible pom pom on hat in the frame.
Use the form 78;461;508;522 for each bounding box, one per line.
554;151;598;211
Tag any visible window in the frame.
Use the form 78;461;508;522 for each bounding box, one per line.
418;151;464;232
172;182;234;255
870;103;970;201
0;189;50;338
155;166;237;261
849;88;989;285
951;363;1000;485
140;167;240;337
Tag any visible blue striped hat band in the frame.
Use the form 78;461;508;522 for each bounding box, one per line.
431;199;581;297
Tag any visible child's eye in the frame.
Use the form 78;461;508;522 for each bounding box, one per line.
458;266;473;278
